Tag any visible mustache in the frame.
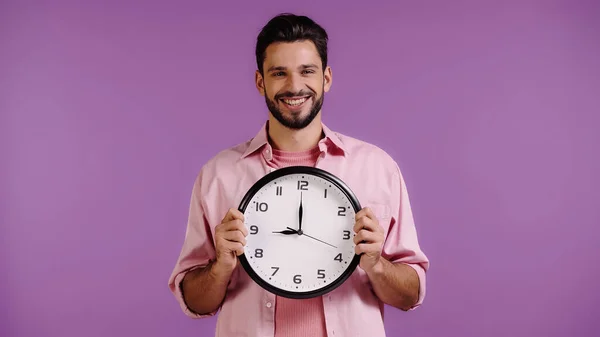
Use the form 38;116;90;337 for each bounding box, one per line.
275;90;314;100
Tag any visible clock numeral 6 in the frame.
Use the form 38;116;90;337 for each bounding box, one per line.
334;253;343;262
297;180;308;190
317;269;325;279
255;248;263;258
343;230;351;240
256;202;268;212
293;274;302;284
250;225;259;235
337;207;346;216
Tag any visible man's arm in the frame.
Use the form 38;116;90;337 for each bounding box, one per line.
365;258;420;311
181;260;234;315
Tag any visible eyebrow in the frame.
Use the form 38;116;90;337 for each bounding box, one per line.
267;64;319;72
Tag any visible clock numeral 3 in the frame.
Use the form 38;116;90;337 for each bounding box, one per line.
334;253;343;262
271;267;279;276
293;274;302;284
317;269;325;279
250;225;259;235
256;202;268;212
343;230;351;240
297;180;308;190
337;207;346;216
255;248;263;258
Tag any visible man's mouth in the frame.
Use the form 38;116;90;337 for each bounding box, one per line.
280;96;310;108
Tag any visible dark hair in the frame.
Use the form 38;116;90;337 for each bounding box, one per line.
256;13;329;74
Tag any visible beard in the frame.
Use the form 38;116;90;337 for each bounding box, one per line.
264;86;324;130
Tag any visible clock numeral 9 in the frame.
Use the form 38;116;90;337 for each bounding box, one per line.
250;225;259;235
255;248;263;258
317;269;325;279
297;180;308;190
343;230;351;240
337;207;346;216
256;202;268;212
293;274;302;284
334;253;343;262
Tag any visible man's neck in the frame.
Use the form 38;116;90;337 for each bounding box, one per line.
267;115;324;152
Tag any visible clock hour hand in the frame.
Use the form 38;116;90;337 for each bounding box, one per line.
273;229;298;235
286;227;337;249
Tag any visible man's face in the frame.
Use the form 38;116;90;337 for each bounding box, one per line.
256;40;332;129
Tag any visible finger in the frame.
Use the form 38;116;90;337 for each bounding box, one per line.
353;229;378;245
355;242;381;255
220;239;245;256
355;207;376;221
218;219;249;237
353;216;376;233
222;208;245;223
221;230;247;246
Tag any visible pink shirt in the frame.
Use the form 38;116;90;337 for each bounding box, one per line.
168;121;430;337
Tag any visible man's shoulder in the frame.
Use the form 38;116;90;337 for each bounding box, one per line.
334;130;400;170
197;139;252;177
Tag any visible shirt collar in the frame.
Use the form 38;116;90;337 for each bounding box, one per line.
241;120;349;159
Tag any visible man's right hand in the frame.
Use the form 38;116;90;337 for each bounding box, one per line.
214;208;248;273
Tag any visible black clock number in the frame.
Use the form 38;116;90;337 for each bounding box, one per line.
256;202;268;212
293;274;302;284
337;206;346;216
271;267;279;276
250;225;259;235
255;248;263;258
297;180;308;190
317;269;325;279
324;189;328;198
334;253;343;262
343;230;351;240
276;186;282;196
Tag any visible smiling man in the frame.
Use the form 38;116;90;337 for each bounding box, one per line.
168;13;429;337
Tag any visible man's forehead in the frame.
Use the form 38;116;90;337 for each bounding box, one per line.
264;41;321;68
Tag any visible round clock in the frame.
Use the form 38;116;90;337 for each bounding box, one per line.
237;165;362;299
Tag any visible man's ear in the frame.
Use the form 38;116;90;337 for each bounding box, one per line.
323;66;333;93
255;70;265;96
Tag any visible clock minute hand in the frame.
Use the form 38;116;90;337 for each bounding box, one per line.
286;227;337;249
298;192;303;233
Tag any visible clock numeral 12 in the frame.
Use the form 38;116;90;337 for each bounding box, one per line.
297;180;308;190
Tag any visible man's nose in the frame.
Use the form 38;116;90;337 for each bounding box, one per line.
285;72;304;94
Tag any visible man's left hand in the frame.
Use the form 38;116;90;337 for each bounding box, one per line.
353;207;385;273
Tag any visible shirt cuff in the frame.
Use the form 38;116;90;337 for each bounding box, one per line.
403;263;427;310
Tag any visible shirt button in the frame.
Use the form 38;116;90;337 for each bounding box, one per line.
266;302;272;308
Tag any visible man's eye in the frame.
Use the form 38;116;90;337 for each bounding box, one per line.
273;72;285;77
302;70;315;74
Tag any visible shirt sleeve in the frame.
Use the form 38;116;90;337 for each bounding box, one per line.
381;162;430;310
167;170;219;318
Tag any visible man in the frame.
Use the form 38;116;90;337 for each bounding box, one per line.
168;13;429;337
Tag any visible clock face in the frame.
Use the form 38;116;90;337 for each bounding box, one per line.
238;166;361;299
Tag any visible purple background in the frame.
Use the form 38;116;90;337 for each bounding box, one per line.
2;1;599;336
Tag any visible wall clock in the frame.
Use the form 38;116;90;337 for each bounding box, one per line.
237;165;362;299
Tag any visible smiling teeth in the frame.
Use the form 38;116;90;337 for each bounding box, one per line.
283;98;307;106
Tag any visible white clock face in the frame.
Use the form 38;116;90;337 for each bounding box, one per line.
241;171;359;297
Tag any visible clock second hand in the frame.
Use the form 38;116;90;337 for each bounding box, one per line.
286;227;337;249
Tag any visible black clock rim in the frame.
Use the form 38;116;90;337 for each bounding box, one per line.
237;165;362;299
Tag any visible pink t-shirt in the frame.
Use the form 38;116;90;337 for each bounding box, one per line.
269;146;327;337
